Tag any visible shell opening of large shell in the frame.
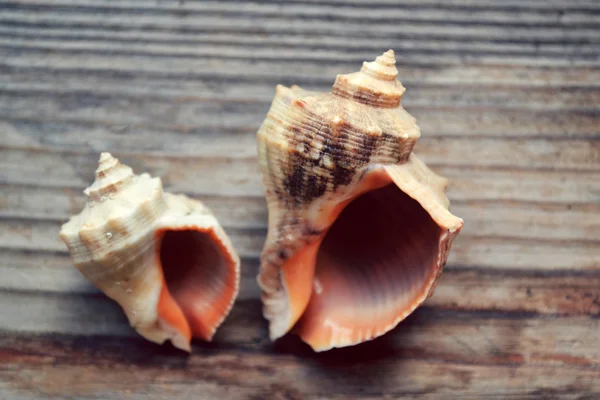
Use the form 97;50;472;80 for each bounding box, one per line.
293;183;443;349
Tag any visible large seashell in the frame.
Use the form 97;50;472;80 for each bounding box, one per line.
60;153;240;351
256;50;464;351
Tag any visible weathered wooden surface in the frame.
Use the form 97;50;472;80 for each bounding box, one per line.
1;0;599;398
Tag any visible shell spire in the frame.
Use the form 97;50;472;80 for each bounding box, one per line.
83;152;135;201
332;50;406;108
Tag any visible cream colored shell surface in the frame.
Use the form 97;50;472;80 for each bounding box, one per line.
60;153;240;351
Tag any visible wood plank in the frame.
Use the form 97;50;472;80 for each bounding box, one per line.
20;0;597;10
5;0;600;29
2;248;599;317
4;104;599;140
3;78;599;112
2;1;597;35
2;144;599;271
2;184;599;242
0;14;598;70
1;79;599;140
2;27;599;61
2;147;599;272
1;6;598;47
1;301;600;398
1;34;598;61
444;168;599;204
2;350;598;399
3;147;600;199
415;138;600;171
3;59;600;88
2;217;599;271
2;116;599;168
0;147;266;195
0;42;596;69
245;0;600;9
1;294;600;367
430;269;600;317
449;238;600;271
3;120;600;170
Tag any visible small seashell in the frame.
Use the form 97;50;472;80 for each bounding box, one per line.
256;50;464;351
60;153;240;352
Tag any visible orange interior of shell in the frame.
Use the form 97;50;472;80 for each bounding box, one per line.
155;227;238;345
283;173;443;351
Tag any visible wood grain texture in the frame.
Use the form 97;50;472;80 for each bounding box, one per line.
1;0;599;398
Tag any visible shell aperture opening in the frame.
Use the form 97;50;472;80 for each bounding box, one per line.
158;228;239;341
294;183;442;351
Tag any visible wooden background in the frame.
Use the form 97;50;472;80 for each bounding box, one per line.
1;0;599;398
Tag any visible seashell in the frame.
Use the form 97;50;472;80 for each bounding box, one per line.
60;153;240;351
256;50;464;351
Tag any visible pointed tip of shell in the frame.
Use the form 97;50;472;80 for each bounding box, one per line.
379;49;396;66
94;152;122;177
99;152;113;163
380;50;397;67
97;152;118;171
332;49;405;108
360;50;399;82
83;152;137;201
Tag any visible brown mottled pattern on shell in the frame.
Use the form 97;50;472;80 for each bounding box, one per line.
330;84;401;108
261;87;417;206
256;80;422;299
